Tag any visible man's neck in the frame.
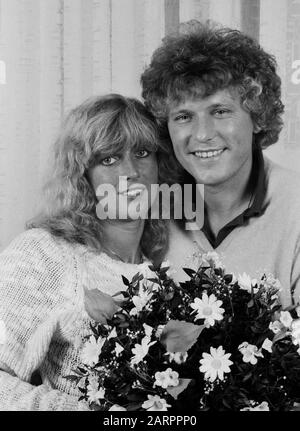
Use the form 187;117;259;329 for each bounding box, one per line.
101;220;145;264
203;156;253;236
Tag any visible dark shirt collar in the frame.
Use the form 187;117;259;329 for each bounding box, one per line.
244;143;266;218
202;143;267;248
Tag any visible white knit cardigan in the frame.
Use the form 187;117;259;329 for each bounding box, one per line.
0;228;160;411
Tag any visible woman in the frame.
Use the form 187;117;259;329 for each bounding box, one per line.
0;94;179;410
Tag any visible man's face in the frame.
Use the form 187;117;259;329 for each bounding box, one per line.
167;88;256;188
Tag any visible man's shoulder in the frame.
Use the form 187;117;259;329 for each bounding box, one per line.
264;156;300;203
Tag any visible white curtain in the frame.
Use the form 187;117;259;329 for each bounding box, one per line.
0;0;299;249
0;0;166;249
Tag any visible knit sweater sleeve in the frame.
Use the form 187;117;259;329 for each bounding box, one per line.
0;229;89;411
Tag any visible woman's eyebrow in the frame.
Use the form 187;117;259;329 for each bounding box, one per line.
168;107;193;116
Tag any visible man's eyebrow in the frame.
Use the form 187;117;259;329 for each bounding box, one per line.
169;101;234;115
209;102;234;108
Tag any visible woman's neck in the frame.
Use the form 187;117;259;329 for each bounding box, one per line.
100;219;145;264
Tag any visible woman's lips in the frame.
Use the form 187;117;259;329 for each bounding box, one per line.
119;184;146;198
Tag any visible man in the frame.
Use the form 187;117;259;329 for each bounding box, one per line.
141;21;300;307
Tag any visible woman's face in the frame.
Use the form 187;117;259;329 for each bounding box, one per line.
87;145;159;221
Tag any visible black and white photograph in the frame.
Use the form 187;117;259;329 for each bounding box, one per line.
0;0;300;418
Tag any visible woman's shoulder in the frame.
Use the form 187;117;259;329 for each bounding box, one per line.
0;228;74;268
0;228;84;309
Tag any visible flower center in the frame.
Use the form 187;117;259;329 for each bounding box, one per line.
154;401;163;409
203;306;213;316
211;359;222;369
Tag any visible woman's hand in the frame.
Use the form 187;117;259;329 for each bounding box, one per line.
84;287;125;324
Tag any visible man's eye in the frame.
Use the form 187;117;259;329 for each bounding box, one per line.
135;149;150;158
101;156;118;166
213;109;231;117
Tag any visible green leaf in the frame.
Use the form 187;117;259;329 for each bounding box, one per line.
242;372;253;382
160;320;205;353
122;275;130;286
166;378;192;400
182;268;196;277
273;330;289;343
146;277;161;285
132;273;144;284
84;287;121;323
126;402;143;411
119;322;129;328
247;299;254;308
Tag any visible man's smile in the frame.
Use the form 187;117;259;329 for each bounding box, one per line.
190;148;226;159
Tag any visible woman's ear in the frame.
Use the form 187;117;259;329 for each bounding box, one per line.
253;124;262;134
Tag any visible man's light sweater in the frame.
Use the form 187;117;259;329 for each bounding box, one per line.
0;228;156;411
166;157;300;308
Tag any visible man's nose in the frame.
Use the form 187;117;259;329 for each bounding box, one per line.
121;155;139;179
193;115;215;142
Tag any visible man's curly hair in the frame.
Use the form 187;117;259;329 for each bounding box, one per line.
141;21;284;149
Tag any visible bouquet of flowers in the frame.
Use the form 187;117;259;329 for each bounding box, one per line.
71;252;300;411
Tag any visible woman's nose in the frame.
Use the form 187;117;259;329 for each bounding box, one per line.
194;115;215;142
120;156;139;180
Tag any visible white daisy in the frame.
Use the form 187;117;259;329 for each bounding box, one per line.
86;375;105;405
199;346;233;382
190;293;224;327
237;272;258;293
130;287;153;316
87;385;105;405
130;336;156;365
142;395;171;411
81;336;105;367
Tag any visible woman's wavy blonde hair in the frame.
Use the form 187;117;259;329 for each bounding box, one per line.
28;94;181;264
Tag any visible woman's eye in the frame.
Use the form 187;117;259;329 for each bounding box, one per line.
135;149;150;158
174;113;191;123
101;156;118;166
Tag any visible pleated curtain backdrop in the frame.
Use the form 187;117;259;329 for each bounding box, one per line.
0;0;299;250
